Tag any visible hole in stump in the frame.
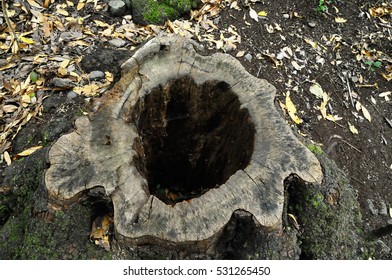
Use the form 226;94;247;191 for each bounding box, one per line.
131;76;255;204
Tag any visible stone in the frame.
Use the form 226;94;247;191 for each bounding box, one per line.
108;0;127;17
44;35;323;251
367;199;378;215
67;91;78;99
379;201;388;216
109;38;127;48
244;53;253;62
88;70;105;80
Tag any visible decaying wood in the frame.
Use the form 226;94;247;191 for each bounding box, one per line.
45;35;323;250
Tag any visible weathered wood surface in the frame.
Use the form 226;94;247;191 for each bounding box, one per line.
45;35;323;248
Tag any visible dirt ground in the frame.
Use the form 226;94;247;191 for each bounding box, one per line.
0;0;391;259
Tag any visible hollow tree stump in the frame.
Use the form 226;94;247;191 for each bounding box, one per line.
45;35;323;250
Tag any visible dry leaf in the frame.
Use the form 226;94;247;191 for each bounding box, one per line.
77;2;85;10
285;92;303;124
348;122;359;134
17;146;43;157
361;105;371;122
291;60;304;71
57;67;67;76
309;83;324;99
236;51;245;57
304;37;318;49
60;59;70;69
249;8;259;22
335;17;347;23
3;104;18;113
3;151;12;166
27;0;43;8
57;7;69;16
379;91;391;101
389;207;392;219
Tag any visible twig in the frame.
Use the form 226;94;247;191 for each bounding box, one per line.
1;0;18;42
345;76;354;107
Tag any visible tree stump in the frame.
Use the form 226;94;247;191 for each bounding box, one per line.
44;35;323;251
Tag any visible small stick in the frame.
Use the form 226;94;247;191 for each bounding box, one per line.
345;76;354;107
1;0;18;42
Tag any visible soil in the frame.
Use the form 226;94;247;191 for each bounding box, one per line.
0;0;391;259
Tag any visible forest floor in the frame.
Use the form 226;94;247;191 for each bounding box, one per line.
0;0;391;259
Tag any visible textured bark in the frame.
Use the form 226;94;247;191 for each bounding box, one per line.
44;35;323;250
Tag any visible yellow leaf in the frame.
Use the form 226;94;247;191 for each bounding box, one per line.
3;151;12;166
94;20;110;28
335;17;347;23
57;67;67;76
27;0;42;8
20;36;35;45
258;11;267;17
348;122;359;134
361;105;371;122
60;59;70;68
77;2;85;10
389;207;392;219
105;72;113;82
17;146;43;157
57;7;69;16
285;92;303;124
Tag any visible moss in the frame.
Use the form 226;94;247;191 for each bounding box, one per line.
132;0;201;25
143;3;179;24
287;154;365;259
307;143;324;155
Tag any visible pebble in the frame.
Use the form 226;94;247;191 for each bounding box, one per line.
379;202;388;216
109;38;127;48
375;240;390;254
67;91;78;99
108;0;127;17
51;77;74;88
283;14;290;19
367;199;378;215
88;70;105;80
308;21;317;28
244;53;253;62
351;76;359;83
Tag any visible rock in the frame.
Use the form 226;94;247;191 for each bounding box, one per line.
367;199;378;215
67;91;78;99
88;70;105;80
375;240;390;255
109;38;127;48
283;13;290;19
244;53;253;62
379;201;388;216
308;21;317;28
51;77;74;88
108;0;127;17
130;0;201;25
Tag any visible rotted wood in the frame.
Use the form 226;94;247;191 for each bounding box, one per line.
44;35;323;250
